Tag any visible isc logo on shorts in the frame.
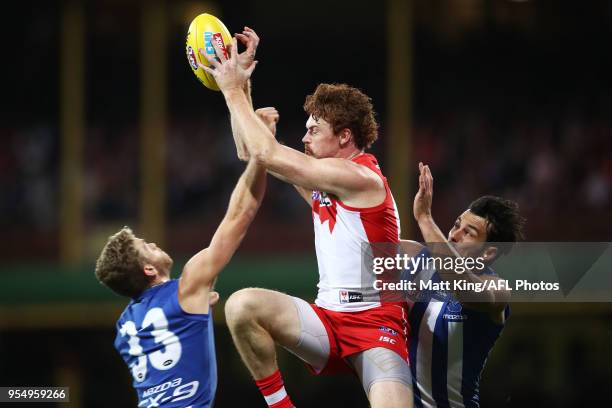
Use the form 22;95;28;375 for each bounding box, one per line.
339;290;363;304
378;335;397;345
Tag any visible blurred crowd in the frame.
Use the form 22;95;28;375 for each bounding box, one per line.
413;106;612;216
3;98;611;260
4;0;611;261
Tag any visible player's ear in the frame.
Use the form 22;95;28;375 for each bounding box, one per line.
482;246;498;264
143;264;158;277
339;128;353;147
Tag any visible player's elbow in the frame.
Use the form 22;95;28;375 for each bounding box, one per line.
251;138;278;167
239;206;258;226
253;147;274;167
227;208;257;231
237;151;250;162
183;254;217;288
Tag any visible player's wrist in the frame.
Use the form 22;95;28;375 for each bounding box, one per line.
416;213;434;226
224;87;248;102
223;87;250;110
243;81;253;107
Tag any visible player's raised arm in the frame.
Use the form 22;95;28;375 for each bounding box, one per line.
178;159;266;314
226;94;381;199
200;38;384;203
228;26;259;161
413;163;510;313
240;105;314;205
243;107;312;206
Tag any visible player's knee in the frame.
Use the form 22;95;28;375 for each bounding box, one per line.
369;381;413;408
225;288;262;328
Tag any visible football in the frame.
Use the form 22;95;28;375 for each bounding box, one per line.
185;13;232;91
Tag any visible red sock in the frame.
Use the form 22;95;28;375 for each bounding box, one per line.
255;370;294;408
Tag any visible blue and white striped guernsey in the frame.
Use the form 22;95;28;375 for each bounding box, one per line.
406;250;510;408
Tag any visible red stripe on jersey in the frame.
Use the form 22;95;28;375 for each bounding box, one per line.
312;190;338;233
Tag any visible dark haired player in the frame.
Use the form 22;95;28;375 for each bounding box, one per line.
404;163;525;407
94;28;267;407
200;38;413;407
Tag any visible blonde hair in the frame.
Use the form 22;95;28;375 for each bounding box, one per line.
95;227;150;298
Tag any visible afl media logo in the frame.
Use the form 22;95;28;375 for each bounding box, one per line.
186;46;198;70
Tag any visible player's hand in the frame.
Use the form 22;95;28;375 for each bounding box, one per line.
235;26;259;71
255;107;279;137
413;162;433;223
199;37;257;93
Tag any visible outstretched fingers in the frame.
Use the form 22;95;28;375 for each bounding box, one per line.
199;48;221;70
242;27;260;47
210;36;230;63
198;63;216;76
229;37;239;63
235;33;249;46
244;60;258;77
417;162;426;192
424;165;433;195
243;26;258;37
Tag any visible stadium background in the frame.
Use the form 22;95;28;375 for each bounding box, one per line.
2;0;612;406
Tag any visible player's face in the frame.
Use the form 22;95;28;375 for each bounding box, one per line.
302;115;341;159
135;238;173;277
448;210;488;257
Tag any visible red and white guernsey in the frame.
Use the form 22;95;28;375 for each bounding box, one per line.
311;153;401;312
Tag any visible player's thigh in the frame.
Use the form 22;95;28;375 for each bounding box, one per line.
347;347;413;408
281;296;330;373
225;287;302;346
